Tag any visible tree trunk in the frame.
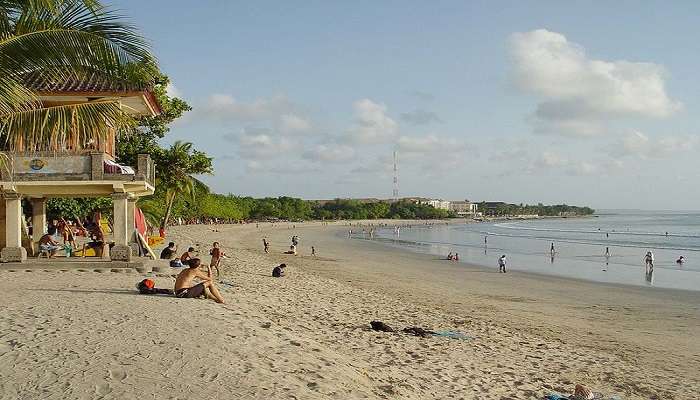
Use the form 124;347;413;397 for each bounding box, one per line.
160;192;176;230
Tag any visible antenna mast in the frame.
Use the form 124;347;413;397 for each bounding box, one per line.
393;150;399;200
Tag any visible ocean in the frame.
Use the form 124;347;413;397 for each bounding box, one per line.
363;210;700;291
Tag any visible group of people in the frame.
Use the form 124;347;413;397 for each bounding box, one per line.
160;241;226;276
162;239;291;305
37;215;108;258
446;252;459;261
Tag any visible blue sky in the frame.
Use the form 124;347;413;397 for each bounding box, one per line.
116;1;700;210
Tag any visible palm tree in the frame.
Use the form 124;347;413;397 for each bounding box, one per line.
0;0;157;151
156;141;213;229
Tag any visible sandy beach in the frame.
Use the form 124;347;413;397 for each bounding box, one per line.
1;221;698;399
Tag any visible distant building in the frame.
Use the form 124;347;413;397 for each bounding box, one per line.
407;198;450;210
481;202;507;216
449;200;478;216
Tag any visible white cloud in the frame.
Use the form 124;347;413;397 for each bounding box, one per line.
205;94;297;121
397;134;467;154
245;160;320;175
165;83;182;98
224;129;297;160
510;29;681;136
533;151;568;168
616;131;699;159
279;114;312;134
302;144;356;163
345;99;398;144
400;109;441;125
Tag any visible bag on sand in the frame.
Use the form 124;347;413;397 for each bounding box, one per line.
137;279;174;295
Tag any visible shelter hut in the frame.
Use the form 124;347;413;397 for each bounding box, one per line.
0;74;160;262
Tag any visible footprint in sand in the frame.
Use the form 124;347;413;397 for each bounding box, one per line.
108;369;127;382
95;382;111;396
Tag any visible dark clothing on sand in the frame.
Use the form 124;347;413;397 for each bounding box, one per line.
175;282;206;298
160;247;175;260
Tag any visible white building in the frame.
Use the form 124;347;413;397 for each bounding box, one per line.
449;200;478;216
423;199;451;210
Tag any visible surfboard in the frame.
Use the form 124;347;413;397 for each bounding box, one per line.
137;231;156;259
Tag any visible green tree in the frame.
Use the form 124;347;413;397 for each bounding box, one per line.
0;0;157;150
157;141;213;229
116;73;191;169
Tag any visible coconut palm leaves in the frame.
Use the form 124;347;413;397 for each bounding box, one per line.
152;141;213;229
0;0;157;150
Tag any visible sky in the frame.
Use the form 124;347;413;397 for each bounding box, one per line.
115;0;700;210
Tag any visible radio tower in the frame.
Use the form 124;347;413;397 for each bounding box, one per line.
392;150;399;200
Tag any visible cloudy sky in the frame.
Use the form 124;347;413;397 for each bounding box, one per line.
118;1;700;210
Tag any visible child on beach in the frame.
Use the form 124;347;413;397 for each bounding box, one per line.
263;238;269;253
209;242;226;277
272;263;286;277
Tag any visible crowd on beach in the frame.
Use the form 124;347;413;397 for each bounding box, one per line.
34;214;110;259
152;231;306;305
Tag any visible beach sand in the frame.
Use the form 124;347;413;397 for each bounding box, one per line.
1;221;698;399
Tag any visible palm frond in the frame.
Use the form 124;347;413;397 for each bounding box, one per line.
0;99;135;150
1;0;156;85
0;76;36;115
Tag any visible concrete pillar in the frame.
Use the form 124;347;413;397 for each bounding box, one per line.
110;193;131;262
127;196;136;243
31;198;47;253
1;193;27;262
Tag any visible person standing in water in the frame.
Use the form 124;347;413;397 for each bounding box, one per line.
644;251;654;271
550;242;555;256
498;254;507;273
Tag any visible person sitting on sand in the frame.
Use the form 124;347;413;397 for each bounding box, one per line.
180;247;196;265
284;245;297;255
272;263;286;277
174;258;225;303
447;252;453;260
82;223;107;258
160;242;176;260
454;253;459;261
39;228;61;258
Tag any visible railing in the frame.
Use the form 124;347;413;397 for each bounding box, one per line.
0;151;155;186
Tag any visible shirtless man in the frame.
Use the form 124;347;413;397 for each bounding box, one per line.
39;228;61;258
174;258;225;304
209;242;225;277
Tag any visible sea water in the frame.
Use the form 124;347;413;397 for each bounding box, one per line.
365;210;700;291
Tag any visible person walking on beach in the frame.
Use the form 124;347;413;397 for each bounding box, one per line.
498;254;507;273
174;258;225;304
263;238;269;254
209;242;225;277
644;251;654;271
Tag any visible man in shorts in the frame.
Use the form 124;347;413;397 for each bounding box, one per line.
39;228;61;258
174;258;225;304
